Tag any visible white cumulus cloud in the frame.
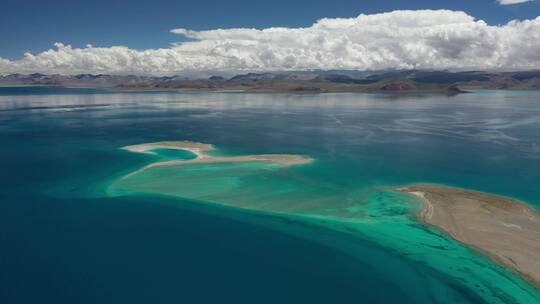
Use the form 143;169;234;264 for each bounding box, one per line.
498;0;533;5
1;10;540;75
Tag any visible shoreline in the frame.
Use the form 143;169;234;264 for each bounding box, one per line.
398;184;540;288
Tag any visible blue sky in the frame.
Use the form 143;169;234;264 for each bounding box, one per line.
1;0;539;60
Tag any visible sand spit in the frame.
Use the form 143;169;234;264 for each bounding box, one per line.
124;141;213;157
398;184;540;287
123;141;313;168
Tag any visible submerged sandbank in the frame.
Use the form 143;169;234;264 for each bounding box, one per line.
399;184;540;287
110;144;540;302
123;140;314;168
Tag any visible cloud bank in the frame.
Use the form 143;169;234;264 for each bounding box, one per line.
498;0;533;5
1;10;540;75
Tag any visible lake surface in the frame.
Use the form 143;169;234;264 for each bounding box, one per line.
1;87;540;303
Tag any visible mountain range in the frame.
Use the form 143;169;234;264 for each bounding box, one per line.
2;70;540;93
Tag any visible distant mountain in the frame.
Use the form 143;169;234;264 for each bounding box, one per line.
2;70;540;92
0;73;154;87
208;75;225;81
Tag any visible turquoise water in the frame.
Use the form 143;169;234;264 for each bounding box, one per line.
1;88;540;303
147;148;198;160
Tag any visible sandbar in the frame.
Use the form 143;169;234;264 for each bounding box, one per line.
398;184;540;287
123;141;313;168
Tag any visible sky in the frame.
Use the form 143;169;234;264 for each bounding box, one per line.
0;0;539;74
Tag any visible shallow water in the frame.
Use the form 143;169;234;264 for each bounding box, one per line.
147;148;198;160
1;88;540;303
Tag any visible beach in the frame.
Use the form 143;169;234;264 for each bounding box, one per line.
399;184;540;287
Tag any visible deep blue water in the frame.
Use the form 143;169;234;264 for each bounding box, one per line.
1;88;540;303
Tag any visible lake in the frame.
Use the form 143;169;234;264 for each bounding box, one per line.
1;87;539;303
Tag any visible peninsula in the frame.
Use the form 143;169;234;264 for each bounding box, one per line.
399;185;540;287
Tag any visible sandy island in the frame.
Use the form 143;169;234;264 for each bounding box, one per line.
123;141;314;169
398;184;540;287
